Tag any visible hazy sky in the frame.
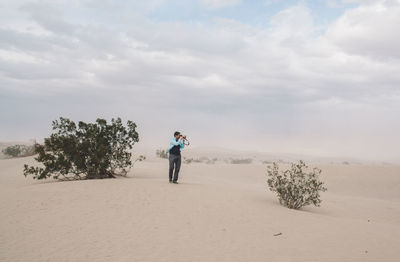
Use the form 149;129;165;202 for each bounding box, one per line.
0;0;399;162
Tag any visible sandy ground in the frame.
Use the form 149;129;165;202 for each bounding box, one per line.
1;154;400;262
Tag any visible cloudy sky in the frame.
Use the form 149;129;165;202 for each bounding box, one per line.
0;0;399;162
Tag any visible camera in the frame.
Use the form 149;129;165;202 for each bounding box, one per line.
179;134;190;146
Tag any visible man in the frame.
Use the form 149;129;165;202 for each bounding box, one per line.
168;131;185;184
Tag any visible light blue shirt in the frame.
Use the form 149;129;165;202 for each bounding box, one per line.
168;137;185;152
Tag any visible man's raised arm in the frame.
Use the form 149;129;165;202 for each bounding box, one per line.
170;138;182;146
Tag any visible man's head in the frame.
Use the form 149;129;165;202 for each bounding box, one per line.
174;131;181;139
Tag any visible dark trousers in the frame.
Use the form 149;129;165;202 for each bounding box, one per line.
169;154;181;182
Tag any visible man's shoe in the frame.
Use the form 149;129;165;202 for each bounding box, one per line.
172;181;179;184
169;180;172;183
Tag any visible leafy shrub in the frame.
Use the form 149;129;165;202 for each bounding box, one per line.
23;117;139;180
2;145;21;157
156;149;169;159
267;160;327;209
230;158;253;164
2;144;36;158
183;157;218;164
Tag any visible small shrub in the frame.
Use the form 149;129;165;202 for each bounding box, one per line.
183;157;201;164
230;158;253;164
23;117;139;180
262;160;273;164
207;158;218;164
183;157;218;164
183;157;193;164
156;149;168;159
2;145;21;157
199;156;209;162
22;144;36;156
267;160;327;209
2;144;36;158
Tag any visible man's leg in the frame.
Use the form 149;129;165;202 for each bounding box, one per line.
168;154;175;182
173;155;181;182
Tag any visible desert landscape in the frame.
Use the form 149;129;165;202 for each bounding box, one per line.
1;147;399;262
1;0;400;261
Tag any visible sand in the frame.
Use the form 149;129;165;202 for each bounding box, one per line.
1;153;399;262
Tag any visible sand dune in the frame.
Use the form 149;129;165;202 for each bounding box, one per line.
1;154;399;262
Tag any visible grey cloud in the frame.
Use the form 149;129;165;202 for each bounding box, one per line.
0;0;399;161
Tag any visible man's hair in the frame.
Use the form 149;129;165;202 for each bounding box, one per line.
174;131;180;137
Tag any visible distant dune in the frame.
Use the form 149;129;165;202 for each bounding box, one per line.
1;153;399;262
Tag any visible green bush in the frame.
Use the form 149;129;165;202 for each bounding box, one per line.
156;149;169;159
23;117;139;180
2;144;36;158
267;160;327;209
2;145;21;157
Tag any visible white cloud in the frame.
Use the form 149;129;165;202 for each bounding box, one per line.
198;0;241;9
268;5;315;39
